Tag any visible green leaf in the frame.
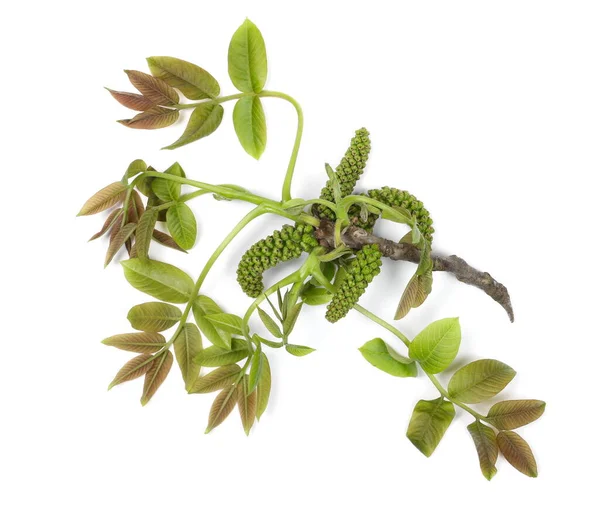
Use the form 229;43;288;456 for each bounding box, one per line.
248;349;263;393
359;338;417;378
152;162;185;202
206;313;244;335
408;318;461;374
104;222;137;267
497;431;538;477
126;159;147;178
122;259;194;304
192;295;232;350
325;163;342;203
108;353;154;389
467;420;498;481
127;302;182;332
195;338;249;367
232;96;267;159
406;397;455;457
147;56;220;100
283;303;302;336
166;202;197;250
189;365;241;394
118;106;179;130
141;350;173;406
285;344;315;357
255;353;271;420
238;375;257;435
135;209;159;261
253;334;282;349
257;308;282;338
206;384;239;433
448;359;516;404
124;70;179;106
78;182;127;216
301;285;332;306
102;332;166;353
163;103;224;150
228;18;268;93
486;400;546;430
174;323;203;391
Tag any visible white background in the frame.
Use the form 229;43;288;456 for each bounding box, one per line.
2;1;598;508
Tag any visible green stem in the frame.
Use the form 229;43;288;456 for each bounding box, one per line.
352;304;411;348
340;195;414;227
424;372;485;420
172;93;250;110
258;91;304;202
154;189;210;211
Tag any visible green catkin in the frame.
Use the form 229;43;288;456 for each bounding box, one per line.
237;224;320;298
316;128;371;220
325;244;382;323
356;187;435;242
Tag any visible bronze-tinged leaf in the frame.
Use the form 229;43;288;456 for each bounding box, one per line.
497;431;538;477
174;323;203;391
395;272;429;320
127;302;182;332
205;384;239;433
125;237;133;256
132;190;145;220
88;208;123;241
255;353;271;420
152;229;187;252
141;350;173;406
238;375;257;436
486;400;546;430
146;56;220;100
108;353;154;389
136;209;159;261
106;88;155;111
129;242;138;259
467;420;498;481
189;365;241;394
105;222;137;267
124;70;179;106
102;332;166;353
78;182;128;216
118;106;179;130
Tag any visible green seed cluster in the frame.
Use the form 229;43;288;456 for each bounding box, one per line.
325;244;382;323
356;187;435;242
237;224;319;298
317;128;371;220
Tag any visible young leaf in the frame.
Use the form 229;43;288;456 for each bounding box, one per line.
152;229;187;253
135;209;159;260
238;375;257;435
206;313;244;335
127;302;182;332
102;332;166;353
152;162;185;202
406;397;456;457
192;295;232;350
88;208;123;241
166;202;197;250
122;259;194;304
486;400;546;430
206;384;239;433
163;103;224;150
285;344;315;357
255;353;271;420
257;308;282;338
126;159;148;179
232;96;267;159
108;353;154;389
447;359;516;404
228;19;268;93
105;222;137;266
301;286;332;306
395;273;428;320
195;339;249;367
408;318;461;374
124;70;179;106
359;338;417;378
118;106;179;130
78;182;127;216
497;431;538;477
141;350;173;406
147;56;220;100
253;334;282;349
467;420;498;481
174;323;203;391
189;365;241;394
283;303;302;336
248;349;263;393
106;88;155;111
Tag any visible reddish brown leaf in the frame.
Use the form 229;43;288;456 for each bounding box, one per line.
129;242;138;259
152;229;187;252
125;70;179;106
237;375;257;436
106;88;155;111
118;107;179;130
105;222;137;267
78;182;127;216
206;384;239;433
497;431;538;477
108;353;154;389
102;332;166;353
141;350;173;406
88;208;123;241
133;190;145;219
